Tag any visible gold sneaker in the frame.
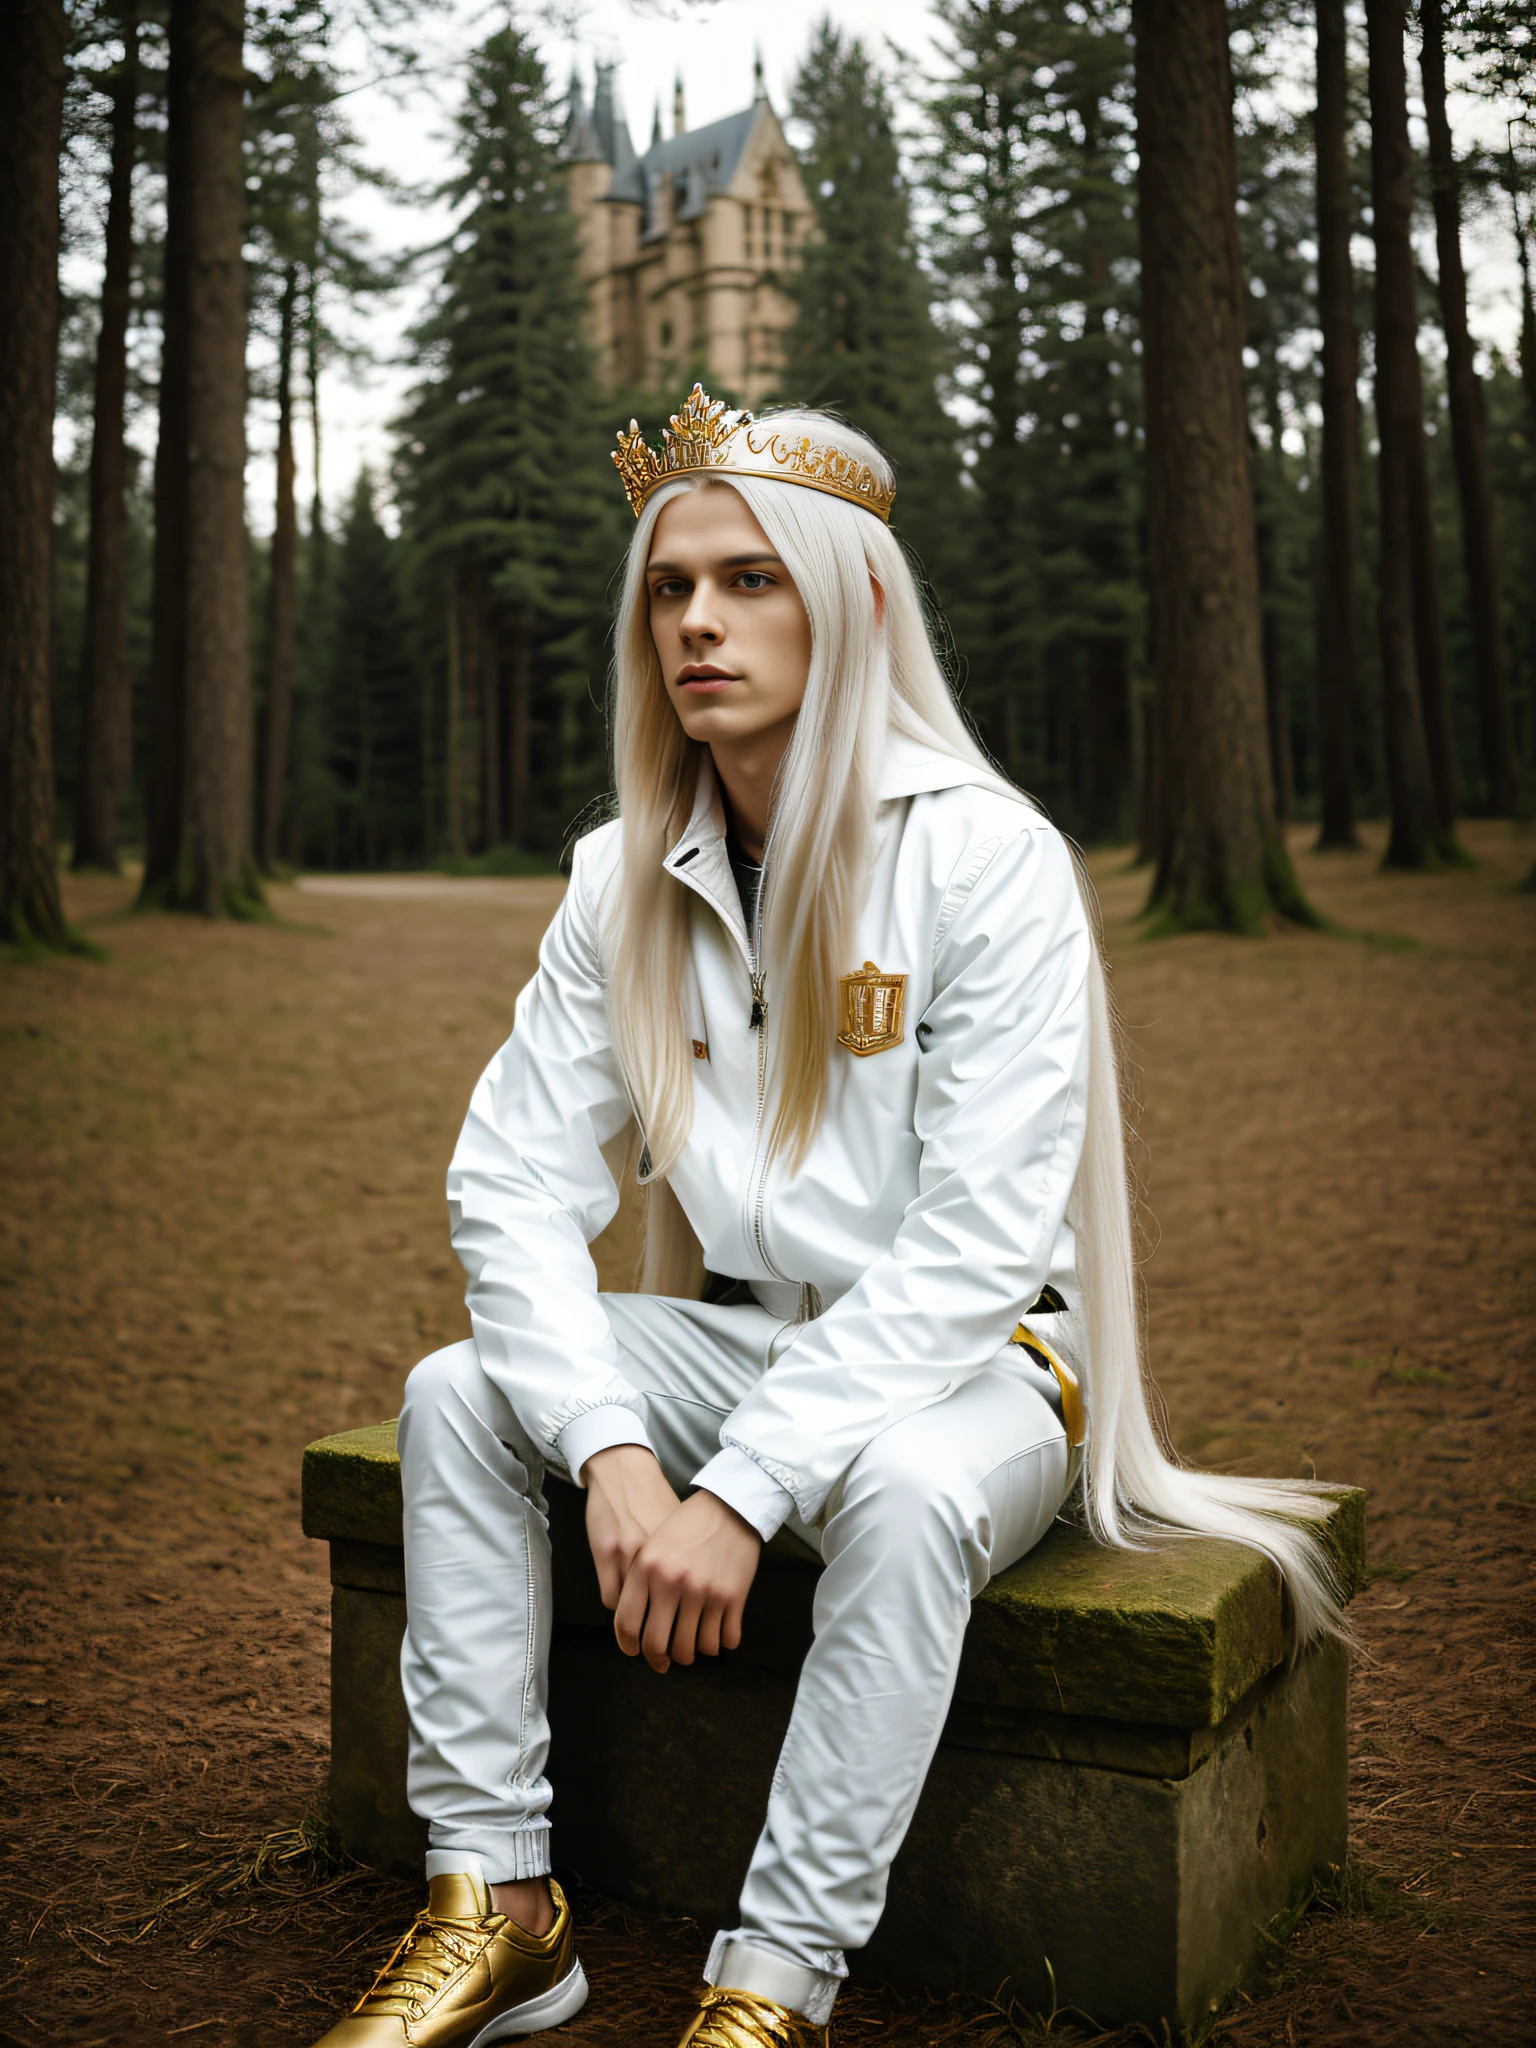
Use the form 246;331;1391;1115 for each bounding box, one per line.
679;1986;830;2048
313;1872;587;2045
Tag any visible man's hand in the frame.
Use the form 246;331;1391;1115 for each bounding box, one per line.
582;1444;681;1610
613;1490;762;1674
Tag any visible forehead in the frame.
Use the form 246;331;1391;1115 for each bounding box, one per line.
647;482;774;566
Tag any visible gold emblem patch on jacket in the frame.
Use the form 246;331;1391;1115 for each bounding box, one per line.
837;961;907;1056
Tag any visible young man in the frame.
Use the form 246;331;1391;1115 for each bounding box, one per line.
313;391;1337;2048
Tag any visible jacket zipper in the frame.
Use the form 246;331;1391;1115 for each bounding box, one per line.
665;847;784;1281
745;930;783;1279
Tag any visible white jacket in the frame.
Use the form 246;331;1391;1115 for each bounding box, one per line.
447;731;1093;1541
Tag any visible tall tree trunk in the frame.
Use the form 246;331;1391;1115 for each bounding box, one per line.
259;263;298;873
1366;0;1448;867
75;5;139;874
0;0;70;948
1513;172;1536;425
1312;0;1360;848
1079;220;1133;845
1421;0;1516;816
143;0;192;896
1367;0;1458;836
1255;380;1295;825
171;0;255;913
1132;0;1308;929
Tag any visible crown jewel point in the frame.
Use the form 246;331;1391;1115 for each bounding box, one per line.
612;382;895;524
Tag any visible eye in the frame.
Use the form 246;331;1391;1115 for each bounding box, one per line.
651;577;688;598
735;571;773;591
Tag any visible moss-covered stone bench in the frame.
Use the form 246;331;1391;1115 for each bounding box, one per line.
303;1421;1363;2031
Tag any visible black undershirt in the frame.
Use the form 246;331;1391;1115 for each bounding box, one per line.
724;824;762;950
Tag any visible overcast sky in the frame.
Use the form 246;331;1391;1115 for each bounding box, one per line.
215;0;1526;533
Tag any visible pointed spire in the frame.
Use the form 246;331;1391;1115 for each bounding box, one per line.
560;62;603;165
651;97;663;149
753;44;766;102
591;61;637;179
673;70;686;138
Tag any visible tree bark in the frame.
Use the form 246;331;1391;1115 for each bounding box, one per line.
259;263;298;874
1132;0;1308;929
1513;173;1536;425
0;0;70;948
1368;0;1458;838
1420;0;1516;815
173;0;256;913
142;0;192;895
74;5;139;873
1365;0;1448;866
1312;0;1360;848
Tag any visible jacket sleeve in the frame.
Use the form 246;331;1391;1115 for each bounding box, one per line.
697;819;1092;1531
445;836;656;1481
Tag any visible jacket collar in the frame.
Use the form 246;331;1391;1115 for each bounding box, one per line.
663;727;1001;864
658;730;1011;959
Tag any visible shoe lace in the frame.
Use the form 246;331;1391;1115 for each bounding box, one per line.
687;1987;819;2048
354;1912;489;2017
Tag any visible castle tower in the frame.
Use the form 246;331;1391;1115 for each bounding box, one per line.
561;60;812;404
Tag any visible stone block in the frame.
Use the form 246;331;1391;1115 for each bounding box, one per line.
303;1423;1363;2030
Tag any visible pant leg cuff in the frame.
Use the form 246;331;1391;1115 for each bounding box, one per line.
705;1933;843;2027
425;1821;552;1884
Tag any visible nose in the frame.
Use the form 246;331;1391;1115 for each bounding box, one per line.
679;580;723;648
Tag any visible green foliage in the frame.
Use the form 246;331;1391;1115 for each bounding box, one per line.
308;475;422;866
928;1;1141;837
777;23;964;615
396;24;621;857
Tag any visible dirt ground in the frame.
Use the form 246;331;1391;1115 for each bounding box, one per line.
2;822;1532;2048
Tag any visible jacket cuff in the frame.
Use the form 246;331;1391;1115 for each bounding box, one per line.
694;1447;796;1541
558;1405;656;1486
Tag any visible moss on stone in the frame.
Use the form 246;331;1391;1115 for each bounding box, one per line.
302;1425;1363;1730
302;1421;403;1544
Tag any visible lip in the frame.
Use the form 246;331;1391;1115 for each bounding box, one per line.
677;666;740;691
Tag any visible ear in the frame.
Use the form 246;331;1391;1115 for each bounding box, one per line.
870;574;886;627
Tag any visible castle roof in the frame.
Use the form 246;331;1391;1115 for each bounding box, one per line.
609;104;763;212
562;61;774;225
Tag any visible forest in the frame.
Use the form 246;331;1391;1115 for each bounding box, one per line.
1;0;1532;947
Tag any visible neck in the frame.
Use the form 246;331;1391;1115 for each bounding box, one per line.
708;717;796;863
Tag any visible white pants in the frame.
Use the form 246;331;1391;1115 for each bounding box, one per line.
397;1293;1072;2025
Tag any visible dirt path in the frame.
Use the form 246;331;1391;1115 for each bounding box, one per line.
2;825;1531;2047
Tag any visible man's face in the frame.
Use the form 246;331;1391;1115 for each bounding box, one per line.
646;483;813;753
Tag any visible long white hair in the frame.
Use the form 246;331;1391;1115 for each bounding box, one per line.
604;406;1342;1643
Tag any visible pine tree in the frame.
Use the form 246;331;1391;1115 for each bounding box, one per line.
74;2;140;874
928;1;1037;780
1311;0;1362;848
1132;0;1312;929
1420;0;1517;816
398;25;618;857
1;0;71;949
245;0;396;872
141;0;260;916
322;474;420;866
1365;0;1456;866
777;24;963;613
1004;2;1140;840
928;1;1142;833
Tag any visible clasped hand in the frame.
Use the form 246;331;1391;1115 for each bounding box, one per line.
582;1444;761;1674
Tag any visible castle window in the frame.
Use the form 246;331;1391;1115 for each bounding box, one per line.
661;320;674;348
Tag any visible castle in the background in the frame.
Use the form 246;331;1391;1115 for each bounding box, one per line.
560;58;812;405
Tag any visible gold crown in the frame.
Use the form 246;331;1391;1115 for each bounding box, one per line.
613;384;895;524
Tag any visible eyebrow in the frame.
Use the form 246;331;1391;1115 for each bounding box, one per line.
646;552;784;576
